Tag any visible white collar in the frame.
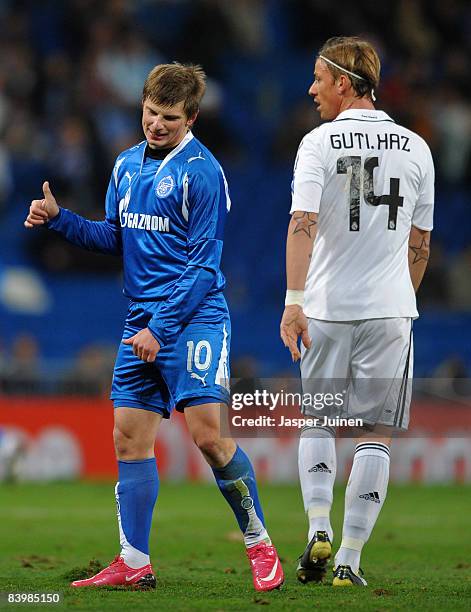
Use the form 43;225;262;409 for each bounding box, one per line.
333;109;394;123
139;131;195;175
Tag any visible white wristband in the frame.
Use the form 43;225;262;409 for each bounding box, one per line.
285;289;305;307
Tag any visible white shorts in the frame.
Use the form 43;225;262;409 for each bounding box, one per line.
300;318;413;430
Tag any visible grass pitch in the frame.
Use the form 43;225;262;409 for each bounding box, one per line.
0;482;470;610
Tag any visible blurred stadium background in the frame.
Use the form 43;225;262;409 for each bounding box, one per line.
0;0;470;483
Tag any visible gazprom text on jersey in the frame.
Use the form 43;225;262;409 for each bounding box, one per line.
121;212;170;232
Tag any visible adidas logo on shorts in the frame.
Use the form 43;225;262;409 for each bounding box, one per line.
359;491;380;503
308;462;332;473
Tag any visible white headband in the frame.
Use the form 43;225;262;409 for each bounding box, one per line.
318;54;376;102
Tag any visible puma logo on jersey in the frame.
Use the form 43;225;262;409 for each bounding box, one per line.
121;212;170;232
190;372;209;386
124;171;136;184
118;170;135;217
187;152;205;163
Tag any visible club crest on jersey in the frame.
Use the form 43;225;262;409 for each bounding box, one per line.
241;496;254;511
156;175;175;198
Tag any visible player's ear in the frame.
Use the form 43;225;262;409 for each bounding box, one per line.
186;111;199;128
337;74;349;95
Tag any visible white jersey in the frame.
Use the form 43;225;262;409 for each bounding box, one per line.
291;109;434;321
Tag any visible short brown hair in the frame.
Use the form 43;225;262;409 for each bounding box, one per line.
318;37;380;100
142;63;206;118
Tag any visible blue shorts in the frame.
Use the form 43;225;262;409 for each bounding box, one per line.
110;301;231;417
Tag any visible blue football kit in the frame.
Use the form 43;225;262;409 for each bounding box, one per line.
48;131;231;415
49;128;282;582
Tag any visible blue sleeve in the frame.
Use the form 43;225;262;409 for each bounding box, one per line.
148;166;228;346
47;175;122;256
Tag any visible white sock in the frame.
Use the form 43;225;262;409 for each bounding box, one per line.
298;427;336;543
335;442;390;573
120;542;151;569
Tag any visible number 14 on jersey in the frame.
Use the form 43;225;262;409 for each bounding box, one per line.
337;156;404;231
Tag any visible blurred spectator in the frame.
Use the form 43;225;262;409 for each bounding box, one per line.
61;344;114;396
2;333;42;393
218;0;269;57
0;336;7;374
41;52;74;118
50;116;95;205
4;108;48;160
95;27;164;107
179;0;237;76
194;79;245;163
0;144;13;215
270;98;321;163
432;86;471;186
449;246;471;310
432;356;471;398
231;355;262;400
396;0;437;57
417;242;450;309
232;356;261;380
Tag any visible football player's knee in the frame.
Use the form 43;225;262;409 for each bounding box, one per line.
194;433;227;463
194;434;217;454
113;426;138;458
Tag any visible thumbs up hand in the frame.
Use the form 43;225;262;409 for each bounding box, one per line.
24;181;60;228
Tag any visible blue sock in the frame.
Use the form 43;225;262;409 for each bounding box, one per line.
115;458;159;568
212;446;270;547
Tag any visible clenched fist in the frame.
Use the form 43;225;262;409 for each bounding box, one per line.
24;181;60;228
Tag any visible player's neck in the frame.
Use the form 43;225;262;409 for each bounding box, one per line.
338;96;375;115
145;144;176;160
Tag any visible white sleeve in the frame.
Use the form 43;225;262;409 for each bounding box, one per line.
290;130;325;214
412;144;434;231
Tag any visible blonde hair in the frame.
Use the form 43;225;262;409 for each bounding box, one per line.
318;37;380;100
142;63;206;118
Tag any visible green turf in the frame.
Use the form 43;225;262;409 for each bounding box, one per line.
0;482;470;610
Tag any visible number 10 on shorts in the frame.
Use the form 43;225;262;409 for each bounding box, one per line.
186;340;212;372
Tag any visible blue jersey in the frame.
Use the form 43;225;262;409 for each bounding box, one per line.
48;132;231;347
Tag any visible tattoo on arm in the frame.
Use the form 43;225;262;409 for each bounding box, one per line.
292;212;317;238
409;237;430;264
